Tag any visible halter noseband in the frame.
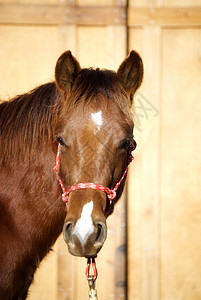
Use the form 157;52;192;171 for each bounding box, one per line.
53;140;136;212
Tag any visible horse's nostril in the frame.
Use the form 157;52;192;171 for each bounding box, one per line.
66;223;72;230
96;224;102;241
95;222;107;245
63;222;73;243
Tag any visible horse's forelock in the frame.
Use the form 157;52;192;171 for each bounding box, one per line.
61;68;133;123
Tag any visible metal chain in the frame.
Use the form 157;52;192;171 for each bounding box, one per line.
87;276;98;300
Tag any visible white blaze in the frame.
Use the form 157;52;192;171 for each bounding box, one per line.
91;111;103;131
73;201;94;244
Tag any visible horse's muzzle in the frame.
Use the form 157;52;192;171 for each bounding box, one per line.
63;220;107;257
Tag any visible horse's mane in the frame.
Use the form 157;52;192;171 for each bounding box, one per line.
0;82;61;164
0;68;132;165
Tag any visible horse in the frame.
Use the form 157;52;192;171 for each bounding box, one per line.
0;50;143;299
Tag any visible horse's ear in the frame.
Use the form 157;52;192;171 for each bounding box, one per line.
117;50;143;103
55;51;81;93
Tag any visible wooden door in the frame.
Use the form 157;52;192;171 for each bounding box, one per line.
128;1;201;299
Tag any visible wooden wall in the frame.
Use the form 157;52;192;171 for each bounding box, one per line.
128;1;201;300
0;1;201;299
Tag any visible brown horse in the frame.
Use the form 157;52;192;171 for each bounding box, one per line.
0;50;143;299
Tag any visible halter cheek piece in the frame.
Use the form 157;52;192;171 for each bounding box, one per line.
53;140;136;212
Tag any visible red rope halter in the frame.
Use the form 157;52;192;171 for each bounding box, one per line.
53;140;136;212
53;139;136;281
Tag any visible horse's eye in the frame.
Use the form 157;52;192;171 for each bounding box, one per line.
121;138;137;151
56;136;65;146
121;139;132;150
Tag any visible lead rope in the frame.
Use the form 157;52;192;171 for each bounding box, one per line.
86;258;98;299
53;139;136;299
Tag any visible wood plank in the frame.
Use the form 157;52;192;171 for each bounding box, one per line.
161;28;201;300
1;4;201;27
164;0;201;6
56;236;75;300
128;7;201;26
66;6;126;26
106;25;127;70
0;4;126;25
0;25;62;99
128;26;162;300
28;246;58;300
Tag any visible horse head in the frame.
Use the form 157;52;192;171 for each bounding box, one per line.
54;51;143;258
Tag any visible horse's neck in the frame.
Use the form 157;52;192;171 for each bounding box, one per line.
0;147;66;260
